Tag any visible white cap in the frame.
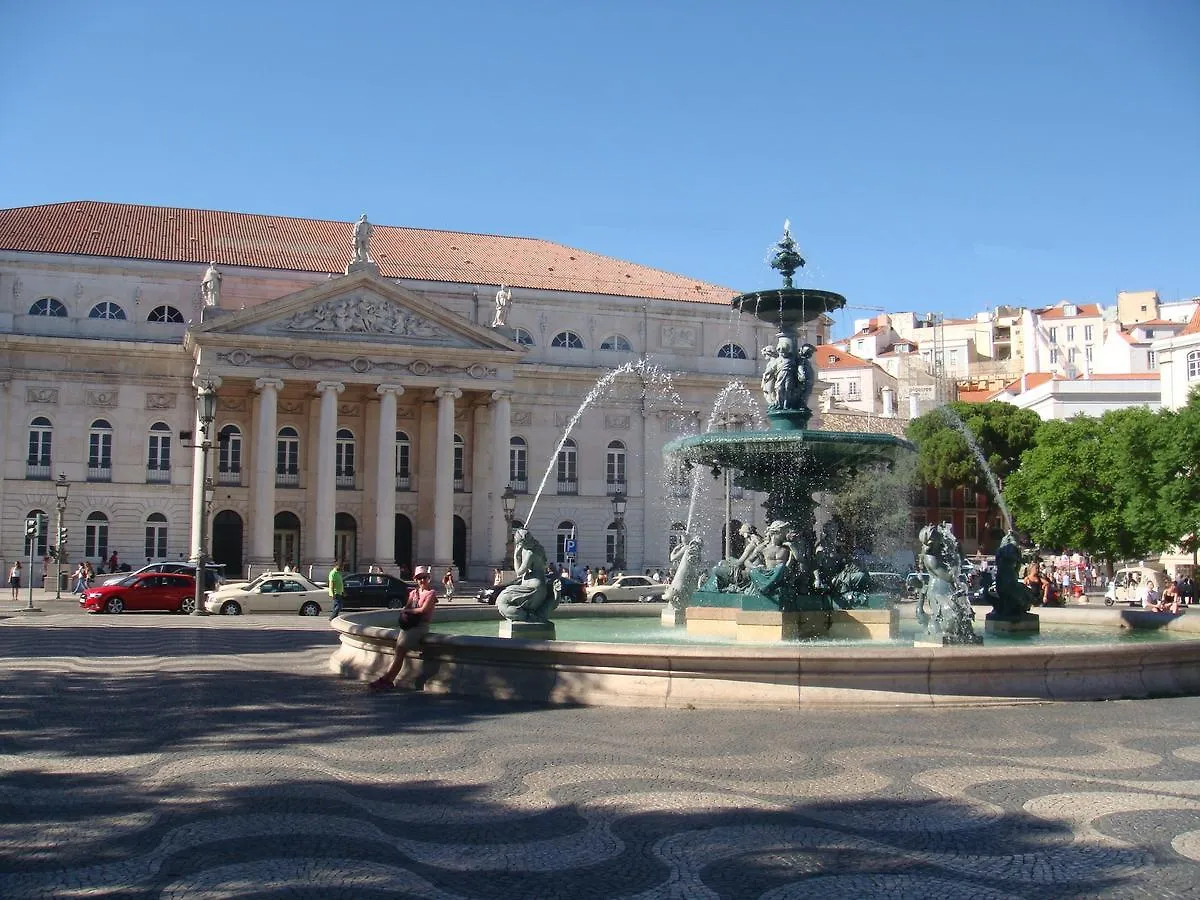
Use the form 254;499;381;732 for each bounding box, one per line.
413;565;431;576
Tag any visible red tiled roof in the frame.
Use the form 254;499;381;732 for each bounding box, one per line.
956;389;995;403
1182;306;1200;336
1037;303;1102;320
0;201;736;305
999;372;1058;394
1137;318;1181;327
815;344;873;370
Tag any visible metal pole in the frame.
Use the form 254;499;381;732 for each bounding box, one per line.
27;529;35;610
191;441;210;616
54;501;65;600
724;468;732;559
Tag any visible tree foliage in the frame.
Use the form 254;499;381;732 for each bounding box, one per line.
905;401;1042;491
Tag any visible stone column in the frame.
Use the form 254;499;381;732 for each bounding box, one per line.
374;385;404;569
250;377;283;569
490;390;512;563
314;381;344;568
433;387;461;568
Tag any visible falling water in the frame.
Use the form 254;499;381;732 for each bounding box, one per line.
683;380;763;533
525;359;681;524
937;406;1014;532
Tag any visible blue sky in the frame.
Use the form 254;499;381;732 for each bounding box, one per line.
1;0;1197;334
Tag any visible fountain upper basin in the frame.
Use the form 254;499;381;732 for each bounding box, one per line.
731;287;847;327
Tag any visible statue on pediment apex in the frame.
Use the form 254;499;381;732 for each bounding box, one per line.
351;214;373;265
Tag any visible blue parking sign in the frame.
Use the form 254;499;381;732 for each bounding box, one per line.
564;538;577;555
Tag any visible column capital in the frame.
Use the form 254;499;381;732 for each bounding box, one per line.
490;389;513;402
435;386;463;401
193;374;223;391
315;381;345;395
376;384;406;398
254;377;284;393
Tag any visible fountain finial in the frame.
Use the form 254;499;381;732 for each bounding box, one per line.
770;221;806;289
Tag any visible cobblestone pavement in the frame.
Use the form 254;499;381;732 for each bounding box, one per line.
1;612;1199;898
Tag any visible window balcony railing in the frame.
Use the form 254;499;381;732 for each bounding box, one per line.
605;479;626;495
395;474;411;491
26;461;51;480
146;468;171;484
335;471;355;490
217;468;241;486
557;480;578;495
730;484;744;500
510;478;528;494
453;476;465;492
88;466;112;482
276;470;300;488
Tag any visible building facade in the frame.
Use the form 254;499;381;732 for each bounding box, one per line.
0;202;782;581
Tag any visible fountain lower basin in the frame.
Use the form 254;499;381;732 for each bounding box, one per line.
331;605;1200;708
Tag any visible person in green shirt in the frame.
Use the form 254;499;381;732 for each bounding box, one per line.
328;560;345;619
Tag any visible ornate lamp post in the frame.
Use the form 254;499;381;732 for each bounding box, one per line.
54;473;69;600
501;485;517;565
610;490;627;573
190;382;218;616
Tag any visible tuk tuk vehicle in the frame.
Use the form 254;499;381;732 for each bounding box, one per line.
1104;566;1166;607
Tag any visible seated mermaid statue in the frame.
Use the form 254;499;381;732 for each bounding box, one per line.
496;529;559;624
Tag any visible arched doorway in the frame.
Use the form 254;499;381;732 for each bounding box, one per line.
394;514;413;573
453;515;467;577
335;512;357;572
273;511;301;570
211;510;244;577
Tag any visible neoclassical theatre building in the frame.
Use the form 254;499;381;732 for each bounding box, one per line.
0;201;789;580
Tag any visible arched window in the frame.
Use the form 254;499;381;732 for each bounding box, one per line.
218;424;242;484
556;521;576;565
453;433;465;491
551;330;585;349
336;428;355;488
557;438;578;494
600;334;632;352
29;297;67;317
85;512;109;560
513;327;535;346
148;305;184;323
395;430;411;490
145;513;168;560
1188;349;1200;380
147;422;171;482
88;419;113;481
509;436;528;492
25;509;49;558
606;440;626;492
27;416;52;478
88;301;126;320
276;426;300;486
717;342;747;360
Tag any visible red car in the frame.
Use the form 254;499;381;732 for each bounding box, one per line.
80;572;198;614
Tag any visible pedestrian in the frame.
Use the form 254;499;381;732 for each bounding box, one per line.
369;565;438;691
442;567;455;599
9;560;20;601
327;559;345;620
41;555;50;588
73;562;87;594
108;551;118;572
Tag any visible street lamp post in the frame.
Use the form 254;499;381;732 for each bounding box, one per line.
610;490;627;573
54;473;69;600
189;383;218;616
501;485;517;567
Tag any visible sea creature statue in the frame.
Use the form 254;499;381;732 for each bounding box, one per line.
495;529;559;624
915;522;978;643
988;530;1035;619
663;534;703;612
745;520;806;607
699;523;762;592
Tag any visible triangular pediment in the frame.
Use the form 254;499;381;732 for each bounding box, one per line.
190;269;522;353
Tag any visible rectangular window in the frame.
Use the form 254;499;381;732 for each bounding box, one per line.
948;350;958;369
1049;327;1057;343
85;522;109;559
509;445;527;488
88;433;112;469
938;485;952;507
147;434;171;470
847;380;861;398
1148;350;1157;369
1066;326;1075;342
1068;348;1076;362
606;449;626;485
1085;346;1093;363
557;446;578;494
1084;325;1093;341
145;525;168;558
1049;349;1059;365
964;514;978;540
830;382;840;396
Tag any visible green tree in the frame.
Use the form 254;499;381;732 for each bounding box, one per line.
905;401;1042;490
1155;386;1200;566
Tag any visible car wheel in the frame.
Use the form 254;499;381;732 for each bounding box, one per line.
592;593;607;604
105;597;124;614
300;601;321;617
220;600;242;616
179;596;196;615
386;596;403;609
1104;597;1115;607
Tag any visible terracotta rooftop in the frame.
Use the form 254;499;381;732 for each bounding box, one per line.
1038;303;1102;320
0;201;737;305
1182;306;1200;336
955;389;996;404
998;372;1058;394
815;344;873;370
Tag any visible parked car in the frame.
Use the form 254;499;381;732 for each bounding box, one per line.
586;574;666;604
81;572;197;614
98;561;224;591
477;576;587;605
203;572;328;616
341;573;413;609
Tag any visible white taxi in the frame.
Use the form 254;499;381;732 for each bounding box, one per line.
204;572;329;616
585;574;666;603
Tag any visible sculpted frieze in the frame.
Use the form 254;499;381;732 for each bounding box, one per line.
605;414;631;430
337;403;362;417
280;294;448;338
27;387;58;404
215;350;497;379
145;392;177;410
512;410;532;426
87;390;119;408
661;324;697;350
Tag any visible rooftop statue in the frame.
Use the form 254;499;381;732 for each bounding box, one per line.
351;214;374;265
491;283;512;328
200;262;222;307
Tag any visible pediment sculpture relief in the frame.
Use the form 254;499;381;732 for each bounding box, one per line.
281;294;447;339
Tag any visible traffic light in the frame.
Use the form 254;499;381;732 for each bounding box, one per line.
24;517;37;537
58;526;68;543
